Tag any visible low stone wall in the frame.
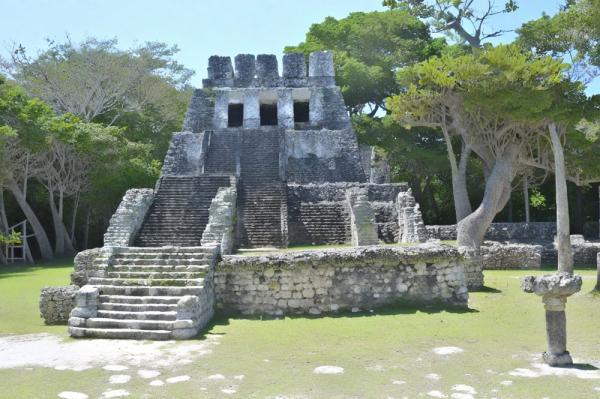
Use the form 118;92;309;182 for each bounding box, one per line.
39;285;78;324
215;244;468;316
103;189;154;247
70;247;109;286
426;222;557;242
480;241;542;270
201;186;237;255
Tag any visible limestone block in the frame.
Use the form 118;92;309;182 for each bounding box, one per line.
39;285;78;325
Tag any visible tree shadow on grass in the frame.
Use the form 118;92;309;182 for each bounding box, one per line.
197;302;480;338
0;260;73;280
568;363;599;371
474;286;502;293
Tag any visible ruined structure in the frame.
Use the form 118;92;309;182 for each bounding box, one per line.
63;52;441;340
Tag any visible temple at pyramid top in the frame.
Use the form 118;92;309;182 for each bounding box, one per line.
183;51;351;132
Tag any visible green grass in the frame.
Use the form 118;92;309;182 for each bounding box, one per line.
0;259;73;336
0;260;599;398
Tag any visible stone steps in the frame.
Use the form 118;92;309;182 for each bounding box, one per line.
134;175;231;247
99;285;205;296
89;277;205;287
70;246;218;340
99;302;178;312
107;271;206;279
96;310;177;321
69;326;172;340
99;295;181;304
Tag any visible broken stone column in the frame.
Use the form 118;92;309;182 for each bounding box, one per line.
346;187;379;246
521;273;582;366
396;189;427;243
201;186;237;255
277;89;294;129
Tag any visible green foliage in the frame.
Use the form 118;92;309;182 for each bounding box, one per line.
285;10;442;113
529;188;546;209
0;231;21;245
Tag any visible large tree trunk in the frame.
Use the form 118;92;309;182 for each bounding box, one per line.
457;153;515;249
0;189;8;233
7;180;54;260
523;176;530;223
549;123;573;274
48;189;74;256
442;127;472;222
82;207;91;250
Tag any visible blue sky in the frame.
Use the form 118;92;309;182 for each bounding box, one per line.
1;0;597;93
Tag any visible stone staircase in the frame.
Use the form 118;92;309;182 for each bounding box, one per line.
238;129;286;247
203;131;240;174
69;246;217;340
290;202;351;245
134;176;232;247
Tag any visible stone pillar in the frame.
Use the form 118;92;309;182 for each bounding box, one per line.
207;56;234;87
309;51;335;86
213;90;229;129
278;89;294;129
256;54;279;87
283;53;307;87
309;87;324;128
243;89;260;128
346;187;379;246
234;54;255;87
521;272;582;366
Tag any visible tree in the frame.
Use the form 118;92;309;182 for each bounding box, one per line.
388;45;585;248
383;0;519;51
286;9;443;115
5;38;193;124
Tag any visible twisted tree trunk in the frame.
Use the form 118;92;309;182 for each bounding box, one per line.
457;152;515;249
442;127;472;222
7;180;54;260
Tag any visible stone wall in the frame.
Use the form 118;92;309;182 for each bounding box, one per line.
39;285;78;324
161;132;208;176
103;189;154;247
480;241;542;269
285;129;366;183
214;244;468;316
70;247;109;286
426;222;557;242
201;186;238;254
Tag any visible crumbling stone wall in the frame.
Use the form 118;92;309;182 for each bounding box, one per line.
201;186;237;254
285;129;366;183
39;285;78;324
426;222;557;242
161;132;208;176
103;189;154;247
480;241;542;269
70;247;109;286
215;244;468;316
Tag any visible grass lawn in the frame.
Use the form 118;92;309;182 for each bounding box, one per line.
0;260;599;398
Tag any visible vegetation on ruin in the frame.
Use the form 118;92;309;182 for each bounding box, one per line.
1;259;598;398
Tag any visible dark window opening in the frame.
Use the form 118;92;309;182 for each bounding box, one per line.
260;103;278;126
293;101;310;123
228;103;244;127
